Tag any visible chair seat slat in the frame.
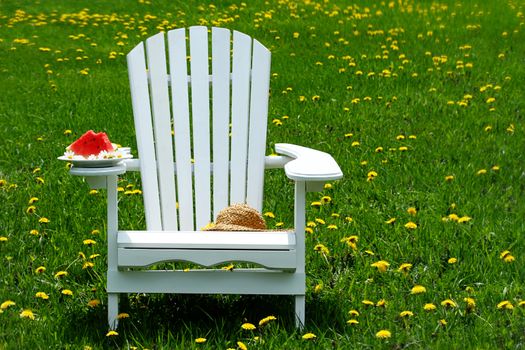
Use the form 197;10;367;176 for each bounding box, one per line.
118;230;295;250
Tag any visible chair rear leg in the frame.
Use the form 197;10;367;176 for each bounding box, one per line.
108;293;119;330
295;295;305;329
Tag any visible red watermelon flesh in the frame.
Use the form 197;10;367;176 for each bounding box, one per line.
68;130;114;156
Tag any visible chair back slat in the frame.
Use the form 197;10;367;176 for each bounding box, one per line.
229;31;252;205
145;33;179;230
168;28;195;231
246;39;271;212
189;26;212;230
127;43;163;230
211;27;231;219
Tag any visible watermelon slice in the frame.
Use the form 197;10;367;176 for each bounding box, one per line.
68;130;115;156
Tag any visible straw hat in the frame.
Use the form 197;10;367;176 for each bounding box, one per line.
203;203;267;231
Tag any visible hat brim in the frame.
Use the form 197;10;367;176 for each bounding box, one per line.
203;223;267;232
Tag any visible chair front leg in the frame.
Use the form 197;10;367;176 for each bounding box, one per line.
294;181;306;329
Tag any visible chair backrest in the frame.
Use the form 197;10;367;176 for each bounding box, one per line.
127;26;271;232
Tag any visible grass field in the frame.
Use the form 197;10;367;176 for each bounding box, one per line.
1;0;525;348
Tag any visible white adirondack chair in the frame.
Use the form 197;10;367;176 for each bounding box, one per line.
69;26;342;330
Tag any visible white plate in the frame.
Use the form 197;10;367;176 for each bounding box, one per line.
58;154;133;168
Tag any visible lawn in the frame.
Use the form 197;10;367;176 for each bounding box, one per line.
1;0;524;348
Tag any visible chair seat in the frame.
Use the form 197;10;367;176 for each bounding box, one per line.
117;230;297;269
118;230;295;250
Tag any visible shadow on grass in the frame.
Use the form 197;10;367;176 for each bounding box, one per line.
60;291;347;347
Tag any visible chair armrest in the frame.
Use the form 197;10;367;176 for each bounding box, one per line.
275;143;343;182
69;163;127;189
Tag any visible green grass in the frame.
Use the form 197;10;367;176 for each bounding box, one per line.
1;0;525;348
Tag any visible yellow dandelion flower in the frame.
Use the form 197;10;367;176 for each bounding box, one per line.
458;216;472;223
87;299;101;308
91;229;100;235
500;250;511;259
411;285;426;294
35;292;49;300
83;239;96;245
28;197;39;204
259;315;277;326
35;266;46;273
441;299;457;308
305;227;313;234
0;236;7;242
399;146;408;151
439;319;447;326
385;217;396;224
399;310;413;317
302;333;316;340
371;260;390;272
504;255;515;263
348;310;360;317
314;283;323;293
367;171;378;178
517;301;525;307
237;341;248;350
327;224;338;230
1;300;16;309
448;213;459;222
106;331;119;337
376;299;387;307
347;319;359;325
61;289;73;296
424;303;436;311
20;309;35;320
63;129;72;135
241;323;256;331
311;95;320;102
194;338;206;343
492;165;500;171
222;263;234;271
82;262;94;269
464;297;476;311
30;229;39;236
54;271;68;278
313;244;330;255
376;330;391;339
497;300;514;310
445;175;454;182
407;207;417;215
404;221;417;229
375;146;384;153
476;169;487;175
117;312;129;319
398;263;412;273
448;257;458;264
39;217;50;224
362;300;375;306
315;218;325;225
